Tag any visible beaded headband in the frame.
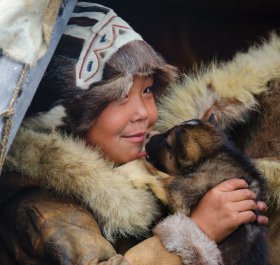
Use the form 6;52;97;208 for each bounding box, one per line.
62;2;143;89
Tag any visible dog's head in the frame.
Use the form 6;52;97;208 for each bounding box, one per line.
145;118;227;176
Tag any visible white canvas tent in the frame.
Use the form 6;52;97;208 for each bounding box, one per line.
0;0;77;172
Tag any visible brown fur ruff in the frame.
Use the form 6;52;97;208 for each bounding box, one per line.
3;128;163;242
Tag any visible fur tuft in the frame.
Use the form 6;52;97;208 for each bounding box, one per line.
23;105;67;130
254;158;280;207
153;213;223;265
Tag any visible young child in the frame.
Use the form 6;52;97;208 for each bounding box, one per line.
0;2;267;265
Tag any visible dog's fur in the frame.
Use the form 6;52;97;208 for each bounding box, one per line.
242;78;280;159
155;34;280;211
153;34;280;264
195;78;280;162
145;118;268;265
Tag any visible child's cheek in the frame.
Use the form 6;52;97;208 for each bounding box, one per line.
150;106;158;126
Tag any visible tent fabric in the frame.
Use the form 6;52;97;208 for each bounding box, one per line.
0;0;78;173
0;63;29;172
0;0;62;65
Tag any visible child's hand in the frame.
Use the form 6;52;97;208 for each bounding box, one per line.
256;201;268;225
190;178;268;243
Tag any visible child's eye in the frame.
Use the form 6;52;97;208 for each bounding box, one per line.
144;87;154;94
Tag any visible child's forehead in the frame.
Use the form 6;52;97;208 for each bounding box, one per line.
133;75;154;82
129;76;154;90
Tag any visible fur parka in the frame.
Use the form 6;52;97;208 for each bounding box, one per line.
1;33;280;265
0;128;221;265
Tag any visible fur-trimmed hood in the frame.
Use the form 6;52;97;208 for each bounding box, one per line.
3;128;162;242
156;33;280;131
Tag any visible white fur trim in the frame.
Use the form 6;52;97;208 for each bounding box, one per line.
72;11;104;21
153;213;223;265
23;105;66;130
64;25;93;39
77;2;107;9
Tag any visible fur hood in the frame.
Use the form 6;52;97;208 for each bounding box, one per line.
156;33;280;131
3;128;162;242
156;33;280;208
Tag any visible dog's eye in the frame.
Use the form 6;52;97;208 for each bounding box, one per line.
163;138;173;151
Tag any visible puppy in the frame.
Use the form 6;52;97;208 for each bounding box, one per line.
145;118;268;265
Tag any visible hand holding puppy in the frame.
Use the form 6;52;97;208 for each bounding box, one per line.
191;178;268;243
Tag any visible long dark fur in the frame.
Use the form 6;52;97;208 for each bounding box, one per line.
145;118;268;265
202;78;280;159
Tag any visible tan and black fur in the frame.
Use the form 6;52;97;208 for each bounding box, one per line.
154;34;280;264
145;118;268;265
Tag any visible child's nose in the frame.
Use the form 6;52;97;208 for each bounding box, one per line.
133;99;149;120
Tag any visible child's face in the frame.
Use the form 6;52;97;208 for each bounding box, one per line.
86;76;158;163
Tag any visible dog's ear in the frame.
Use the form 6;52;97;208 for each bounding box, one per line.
207;113;226;135
208;113;219;127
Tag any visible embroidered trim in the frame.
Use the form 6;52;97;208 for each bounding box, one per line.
75;10;142;89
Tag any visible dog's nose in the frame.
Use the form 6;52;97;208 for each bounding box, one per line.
144;131;161;146
146;130;160;140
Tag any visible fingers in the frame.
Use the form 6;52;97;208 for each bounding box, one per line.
227;188;256;202
257;201;268;212
238;211;257;223
257;215;269;225
231;199;258;212
256;201;269;226
216;178;249;192
233;200;269;226
214;179;256;204
237;210;269;226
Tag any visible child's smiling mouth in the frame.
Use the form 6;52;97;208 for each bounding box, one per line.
122;132;146;143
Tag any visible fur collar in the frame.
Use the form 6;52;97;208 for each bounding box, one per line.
156;33;280;131
4;128;162;241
